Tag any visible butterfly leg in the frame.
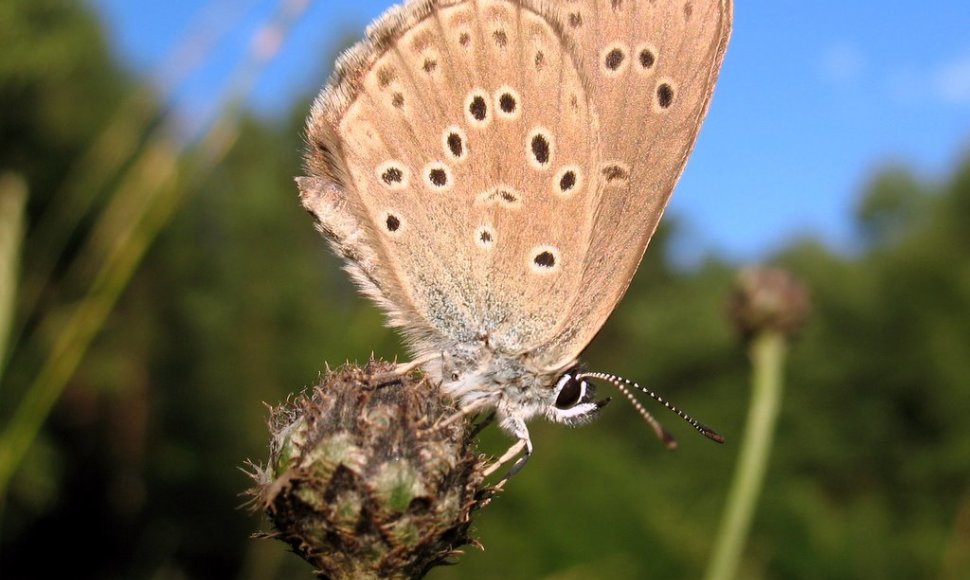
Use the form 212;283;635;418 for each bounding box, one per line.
483;418;533;480
504;436;533;479
505;418;534;478
482;438;527;477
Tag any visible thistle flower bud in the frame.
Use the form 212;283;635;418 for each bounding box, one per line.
727;266;811;343
246;360;496;579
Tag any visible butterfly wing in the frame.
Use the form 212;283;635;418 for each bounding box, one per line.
528;0;733;370
301;0;602;358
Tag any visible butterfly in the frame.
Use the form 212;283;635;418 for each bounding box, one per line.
298;0;732;473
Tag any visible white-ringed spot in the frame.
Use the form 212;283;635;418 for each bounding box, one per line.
442;125;468;161
422;57;438;74
418;49;443;78
526;127;554;170
600;42;631;77
376;161;409;190
529;245;561;274
475;225;496;249
380;210;406;237
464;89;491;128
494;86;522;120
553;165;584;198
654;78;676;111
423;162;454;192
634;42;658;74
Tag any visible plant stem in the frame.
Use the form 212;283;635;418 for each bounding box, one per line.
0;174;27;384
0;162;178;499
704;331;787;580
0;0;308;500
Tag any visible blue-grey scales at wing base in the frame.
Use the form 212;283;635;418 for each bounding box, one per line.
298;0;732;471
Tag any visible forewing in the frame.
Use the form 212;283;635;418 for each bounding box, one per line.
530;0;732;369
301;0;601;355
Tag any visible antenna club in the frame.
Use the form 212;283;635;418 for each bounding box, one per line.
662;432;679;450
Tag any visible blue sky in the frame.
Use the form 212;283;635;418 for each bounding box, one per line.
89;0;970;263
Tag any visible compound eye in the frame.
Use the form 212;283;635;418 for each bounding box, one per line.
554;374;586;409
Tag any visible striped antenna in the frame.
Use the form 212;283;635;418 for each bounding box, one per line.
578;371;725;446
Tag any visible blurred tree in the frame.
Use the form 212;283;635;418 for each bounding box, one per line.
0;0;129;213
855;166;927;248
0;0;140;415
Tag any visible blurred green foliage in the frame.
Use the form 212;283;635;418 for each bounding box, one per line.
1;2;969;578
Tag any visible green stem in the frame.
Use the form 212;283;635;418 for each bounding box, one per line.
0;174;27;384
704;331;787;580
0;2;306;505
0;159;178;499
0;119;241;500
